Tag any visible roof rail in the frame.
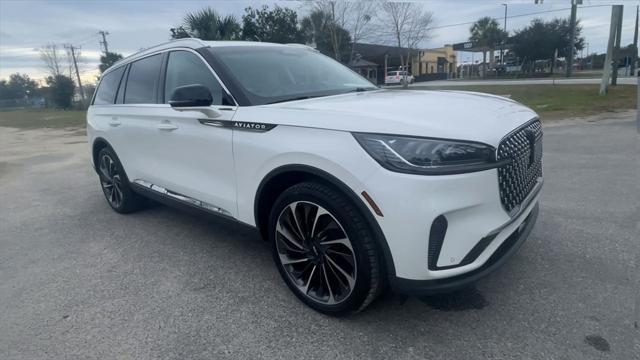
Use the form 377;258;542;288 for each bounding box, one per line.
110;38;208;69
285;43;319;52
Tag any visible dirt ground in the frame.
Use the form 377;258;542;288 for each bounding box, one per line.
0;111;638;360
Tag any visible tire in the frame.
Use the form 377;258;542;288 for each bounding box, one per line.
96;147;146;214
268;181;384;316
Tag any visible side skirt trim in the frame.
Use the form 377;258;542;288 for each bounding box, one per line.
132;179;232;217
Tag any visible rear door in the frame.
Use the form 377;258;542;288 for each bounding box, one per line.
145;49;238;217
88;65;127;164
111;53;166;185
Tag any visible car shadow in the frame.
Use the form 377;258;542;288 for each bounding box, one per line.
139;201;491;315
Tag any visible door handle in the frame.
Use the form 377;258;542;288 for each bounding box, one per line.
108;118;121;127
157;121;178;131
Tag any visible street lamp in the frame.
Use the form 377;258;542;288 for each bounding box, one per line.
501;4;507;65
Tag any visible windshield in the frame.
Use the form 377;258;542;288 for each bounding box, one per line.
207;46;378;105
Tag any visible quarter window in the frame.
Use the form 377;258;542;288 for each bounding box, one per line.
124;54;163;104
164;51;224;105
93;66;125;105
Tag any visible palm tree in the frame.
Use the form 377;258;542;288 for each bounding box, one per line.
172;7;241;40
469;17;507;71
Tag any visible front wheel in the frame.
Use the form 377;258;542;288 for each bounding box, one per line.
268;181;384;316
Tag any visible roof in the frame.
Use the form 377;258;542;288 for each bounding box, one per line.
351;43;419;67
108;38;315;74
348;58;378;68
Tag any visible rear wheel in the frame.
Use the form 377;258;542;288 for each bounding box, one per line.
97;147;146;213
268;181;383;316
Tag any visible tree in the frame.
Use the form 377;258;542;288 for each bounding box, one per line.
0;73;39;100
99;51;124;73
300;9;351;61
307;1;377;62
511;18;584;74
39;44;65;77
170;7;241;40
377;1;434;87
83;83;97;103
469;17;507;69
345;1;376;62
45;75;75;109
241;5;303;43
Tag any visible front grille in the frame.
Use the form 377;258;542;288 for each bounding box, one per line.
497;119;543;214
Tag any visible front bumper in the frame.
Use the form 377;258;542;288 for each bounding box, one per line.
390;203;539;296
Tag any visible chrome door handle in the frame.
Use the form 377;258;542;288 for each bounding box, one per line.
108;119;121;127
157;122;178;131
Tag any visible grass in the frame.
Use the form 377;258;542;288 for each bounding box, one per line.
0;84;635;128
406;84;636;120
0;108;86;129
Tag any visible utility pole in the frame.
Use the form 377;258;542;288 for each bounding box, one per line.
631;6;638;76
611;5;624;85
566;0;578;77
501;4;507;65
98;30;110;54
600;5;623;95
65;44;85;101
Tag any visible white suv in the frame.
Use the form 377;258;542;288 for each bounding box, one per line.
385;70;414;85
88;39;542;316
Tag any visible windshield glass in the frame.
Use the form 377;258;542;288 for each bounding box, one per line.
208;46;378;105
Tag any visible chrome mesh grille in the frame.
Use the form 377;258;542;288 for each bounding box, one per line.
497;119;543;214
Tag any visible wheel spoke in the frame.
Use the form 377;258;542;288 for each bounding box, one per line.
108;158;116;178
279;253;310;265
114;185;122;206
99;157;111;181
289;203;305;239
310;206;328;238
325;257;348;290
301;264;317;295
320;237;353;252
277;222;305;250
325;254;355;288
109;186;117;203
321;263;335;304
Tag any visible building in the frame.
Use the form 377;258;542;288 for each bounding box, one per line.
412;45;457;80
350;43;418;84
350;43;457;84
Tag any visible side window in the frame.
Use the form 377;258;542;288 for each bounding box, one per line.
124;54;163;104
115;65;128;104
93;66;125;105
164;51;224;105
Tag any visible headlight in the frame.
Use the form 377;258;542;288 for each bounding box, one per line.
353;133;505;175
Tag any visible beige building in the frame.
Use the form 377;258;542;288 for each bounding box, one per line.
412;45;457;78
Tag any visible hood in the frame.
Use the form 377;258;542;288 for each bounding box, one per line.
238;89;538;146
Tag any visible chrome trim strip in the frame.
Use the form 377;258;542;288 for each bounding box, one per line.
133;179;232;216
197;119;277;132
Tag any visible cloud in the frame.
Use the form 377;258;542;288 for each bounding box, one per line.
1;0;639;80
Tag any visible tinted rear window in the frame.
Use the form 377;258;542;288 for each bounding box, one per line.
93;66;125;105
124;54;163;104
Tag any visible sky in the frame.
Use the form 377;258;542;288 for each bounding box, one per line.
1;0;639;84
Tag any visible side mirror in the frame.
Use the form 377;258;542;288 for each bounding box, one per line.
169;84;221;118
169;84;212;107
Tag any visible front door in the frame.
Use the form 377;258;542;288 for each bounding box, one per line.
144;50;238;217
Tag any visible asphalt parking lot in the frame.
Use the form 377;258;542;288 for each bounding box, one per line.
1;112;638;360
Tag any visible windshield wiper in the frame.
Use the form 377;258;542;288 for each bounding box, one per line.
267;96;318;104
348;87;377;93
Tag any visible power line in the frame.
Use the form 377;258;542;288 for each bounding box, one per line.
428;4;612;31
